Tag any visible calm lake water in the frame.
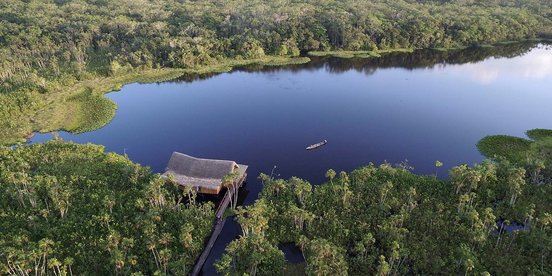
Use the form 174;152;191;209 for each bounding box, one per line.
31;42;552;274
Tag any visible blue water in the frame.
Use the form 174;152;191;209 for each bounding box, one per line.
30;43;552;274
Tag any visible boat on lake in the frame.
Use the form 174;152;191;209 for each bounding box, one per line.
306;140;327;150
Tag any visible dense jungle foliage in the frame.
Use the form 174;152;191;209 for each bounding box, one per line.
216;135;552;275
0;141;214;275
1;0;552;144
2;0;551;94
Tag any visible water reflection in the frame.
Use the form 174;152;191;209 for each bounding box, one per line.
445;46;552;84
171;41;551;84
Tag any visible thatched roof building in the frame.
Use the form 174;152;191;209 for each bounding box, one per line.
162;152;248;195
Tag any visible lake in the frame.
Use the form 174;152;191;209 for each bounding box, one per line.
30;42;552;274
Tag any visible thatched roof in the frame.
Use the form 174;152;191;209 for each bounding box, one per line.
162;152;248;194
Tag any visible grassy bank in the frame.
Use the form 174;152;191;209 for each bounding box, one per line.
477;135;533;162
308;48;415;58
180;56;311;75
526;129;552;141
309;39;552;57
0;56;310;145
477;128;552;163
0;68;185;145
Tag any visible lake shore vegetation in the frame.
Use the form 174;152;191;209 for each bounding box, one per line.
478;129;552;185
0;140;215;275
217;155;552;275
0;56;310;145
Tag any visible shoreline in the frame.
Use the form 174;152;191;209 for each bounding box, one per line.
307;38;552;58
1;56;310;145
2;38;550;145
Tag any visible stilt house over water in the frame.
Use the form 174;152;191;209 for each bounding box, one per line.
162;152;248;195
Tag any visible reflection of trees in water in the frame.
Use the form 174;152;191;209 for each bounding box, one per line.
168;42;548;82
171;72;219;83
322;42;542;76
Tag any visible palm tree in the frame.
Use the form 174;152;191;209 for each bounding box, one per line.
325;169;336;185
339;171;349;185
435;160;443;177
377;255;390;276
223;172;241;209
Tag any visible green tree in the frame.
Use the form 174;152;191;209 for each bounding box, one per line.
325;169;336;185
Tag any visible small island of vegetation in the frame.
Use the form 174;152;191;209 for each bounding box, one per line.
478;129;552;183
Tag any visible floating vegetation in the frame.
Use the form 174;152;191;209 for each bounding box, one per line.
477;135;532;163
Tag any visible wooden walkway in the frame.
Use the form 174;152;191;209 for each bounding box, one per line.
191;174;247;276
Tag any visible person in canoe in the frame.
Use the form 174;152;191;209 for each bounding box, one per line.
306;140;327;150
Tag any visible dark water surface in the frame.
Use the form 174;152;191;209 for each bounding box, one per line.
31;43;552;274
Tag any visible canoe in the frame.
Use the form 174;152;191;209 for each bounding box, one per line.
306;140;328;150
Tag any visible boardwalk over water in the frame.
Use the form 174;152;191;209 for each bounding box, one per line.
191;173;247;276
